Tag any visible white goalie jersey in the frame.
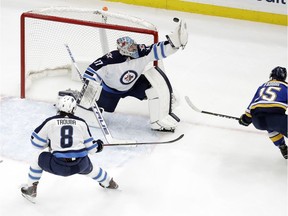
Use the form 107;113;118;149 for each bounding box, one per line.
31;113;98;158
83;41;177;92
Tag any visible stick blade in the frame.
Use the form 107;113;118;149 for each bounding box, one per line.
185;96;202;113
104;134;184;146
22;194;36;204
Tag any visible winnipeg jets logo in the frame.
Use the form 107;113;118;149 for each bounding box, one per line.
120;70;138;85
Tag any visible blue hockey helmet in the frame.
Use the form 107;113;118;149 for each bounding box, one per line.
116;36;139;58
270;66;287;81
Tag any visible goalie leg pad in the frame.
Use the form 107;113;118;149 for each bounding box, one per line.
144;67;180;131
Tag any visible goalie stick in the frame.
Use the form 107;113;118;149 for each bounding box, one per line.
103;134;184;146
64;44;114;143
185;96;240;120
64;44;83;83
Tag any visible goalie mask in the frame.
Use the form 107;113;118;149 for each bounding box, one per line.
270;66;287;81
57;95;77;114
117;36;139;58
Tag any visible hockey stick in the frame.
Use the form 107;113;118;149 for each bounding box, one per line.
64;44;84;83
185;96;240;120
103;134;184;146
64;44;114;143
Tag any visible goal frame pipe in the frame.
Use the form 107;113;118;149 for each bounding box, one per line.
20;12;159;98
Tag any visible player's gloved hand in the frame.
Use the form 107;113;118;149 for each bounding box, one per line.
238;114;252;126
93;139;104;153
166;19;188;49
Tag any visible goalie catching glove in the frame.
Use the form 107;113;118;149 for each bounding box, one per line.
144;66;180;132
166;19;188;49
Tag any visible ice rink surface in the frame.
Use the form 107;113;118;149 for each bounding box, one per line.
0;1;287;216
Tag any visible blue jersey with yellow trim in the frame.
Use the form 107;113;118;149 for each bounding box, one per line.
246;80;287;116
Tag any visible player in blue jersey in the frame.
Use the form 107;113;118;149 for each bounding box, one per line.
79;20;188;132
239;66;287;159
21;96;118;202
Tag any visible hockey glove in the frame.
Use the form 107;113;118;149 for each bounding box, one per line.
93;139;104;153
166;19;188;49
238;114;252;127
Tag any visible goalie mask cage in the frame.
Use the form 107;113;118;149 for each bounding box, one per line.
20;7;159;98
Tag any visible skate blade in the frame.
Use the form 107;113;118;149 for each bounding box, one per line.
22;193;36;204
151;128;175;133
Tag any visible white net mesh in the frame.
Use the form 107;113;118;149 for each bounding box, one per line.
21;7;158;96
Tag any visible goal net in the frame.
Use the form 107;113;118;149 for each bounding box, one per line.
20;7;159;98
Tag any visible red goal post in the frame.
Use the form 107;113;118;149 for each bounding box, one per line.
20;7;159;98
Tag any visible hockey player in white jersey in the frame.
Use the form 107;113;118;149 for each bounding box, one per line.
21;96;118;202
81;19;188;132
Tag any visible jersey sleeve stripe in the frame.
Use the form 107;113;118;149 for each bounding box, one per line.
83;73;96;81
86;67;102;82
153;44;159;60
160;42;166;58
30;140;46;149
84;137;94;144
86;67;97;75
86;144;97;151
32;132;47;143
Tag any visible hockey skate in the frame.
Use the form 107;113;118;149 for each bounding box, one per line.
150;122;176;133
279;144;288;159
21;182;38;203
150;113;179;133
99;178;119;189
152;127;175;133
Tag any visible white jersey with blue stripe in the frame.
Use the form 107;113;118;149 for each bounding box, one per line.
31;113;97;158
83;41;177;92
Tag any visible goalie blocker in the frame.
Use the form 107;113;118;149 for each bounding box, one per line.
57;80;102;128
